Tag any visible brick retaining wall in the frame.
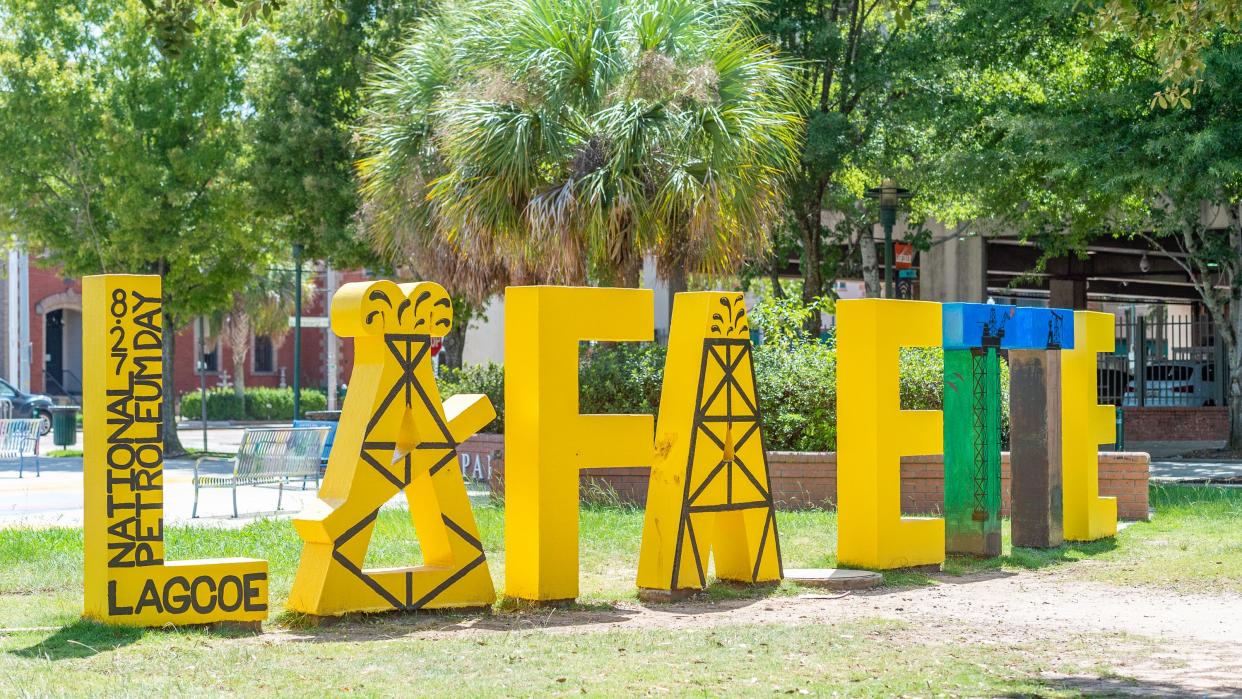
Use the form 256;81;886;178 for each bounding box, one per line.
1122;406;1227;442
463;434;1150;520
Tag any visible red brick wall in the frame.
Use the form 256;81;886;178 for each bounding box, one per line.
28;271;80;394
474;434;1151;521
1122;406;1228;442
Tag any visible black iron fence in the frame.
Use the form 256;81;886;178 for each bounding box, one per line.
1099;314;1227;408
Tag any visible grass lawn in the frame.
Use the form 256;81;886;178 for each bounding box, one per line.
0;484;1237;696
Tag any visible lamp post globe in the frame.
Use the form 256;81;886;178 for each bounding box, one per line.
865;178;913;298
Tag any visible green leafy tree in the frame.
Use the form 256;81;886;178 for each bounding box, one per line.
0;0;262;455
925;2;1242;446
246;0;422;267
752;0;951;334
359;0;804;297
212;264;318;399
1095;0;1242;108
138;0;290;55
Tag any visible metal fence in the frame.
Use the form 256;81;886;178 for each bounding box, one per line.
1098;314;1227;408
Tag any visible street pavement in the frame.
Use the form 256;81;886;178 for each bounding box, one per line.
0;456;323;529
5;424;489;528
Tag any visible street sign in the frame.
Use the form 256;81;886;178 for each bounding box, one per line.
894;243;914;269
289;316;330;328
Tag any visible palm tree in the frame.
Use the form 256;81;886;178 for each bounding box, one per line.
359;0;803;291
212;266;317;399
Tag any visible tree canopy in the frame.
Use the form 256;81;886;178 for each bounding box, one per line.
245;0;421;266
0;0;262;453
358;0;804;294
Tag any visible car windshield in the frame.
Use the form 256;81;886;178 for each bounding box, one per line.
1145;365;1194;382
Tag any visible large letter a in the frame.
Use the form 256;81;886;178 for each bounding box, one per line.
637;292;782;594
288;280;496;616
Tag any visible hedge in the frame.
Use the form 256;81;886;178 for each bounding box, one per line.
434;340;1012;452
179;387;327;421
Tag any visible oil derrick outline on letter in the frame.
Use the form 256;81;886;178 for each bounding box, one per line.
942;304;1007;557
638;292;782;592
288;280;496;616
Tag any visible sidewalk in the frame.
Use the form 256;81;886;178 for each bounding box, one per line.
38;423;277;456
0;457;323;529
1149;458;1242;483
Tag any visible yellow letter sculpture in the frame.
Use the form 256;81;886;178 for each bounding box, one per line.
84;275;268;626
637;292;781;593
1061;310;1118;541
504;286;654;602
288;281;496;616
836;299;945;570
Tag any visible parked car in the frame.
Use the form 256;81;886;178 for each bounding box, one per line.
1122;360;1217;407
1097;367;1132;406
0;379;55;435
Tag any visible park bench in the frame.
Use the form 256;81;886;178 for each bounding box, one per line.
193;426;330;518
0;418;42;477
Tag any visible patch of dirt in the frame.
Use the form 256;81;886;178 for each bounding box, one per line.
261;570;1242;695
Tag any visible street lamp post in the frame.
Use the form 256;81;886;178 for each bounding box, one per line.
292;243;304;422
865;178;913;298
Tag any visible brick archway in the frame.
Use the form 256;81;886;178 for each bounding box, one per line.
35;290;84;395
34;289;82;316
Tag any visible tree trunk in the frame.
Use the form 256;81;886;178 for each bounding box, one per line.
800;216;823;337
1230;352;1242;450
1217;207;1242;449
665;263;688;331
225;307;250;400
162;314;186;457
231;336;247;399
860;223;881;298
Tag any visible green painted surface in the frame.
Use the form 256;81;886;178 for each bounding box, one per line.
943;348;1002;556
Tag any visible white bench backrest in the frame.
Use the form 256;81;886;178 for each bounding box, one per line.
0;419;41;457
234;427;329;478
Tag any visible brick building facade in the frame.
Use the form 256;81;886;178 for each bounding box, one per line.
2;261;364;403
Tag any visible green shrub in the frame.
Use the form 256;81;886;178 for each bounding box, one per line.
245;387;328;420
436;335;1014;452
179;387;328;421
752;340;836;451
437;363;505;433
179;388;244;421
578;343;665;415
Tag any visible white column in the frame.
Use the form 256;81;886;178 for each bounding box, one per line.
7;248;30;391
7;249;18;384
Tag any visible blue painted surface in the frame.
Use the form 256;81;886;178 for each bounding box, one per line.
942;303;1075;350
